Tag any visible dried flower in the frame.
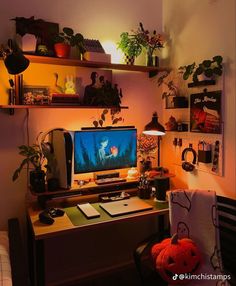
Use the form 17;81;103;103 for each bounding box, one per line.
137;134;157;163
134;22;164;55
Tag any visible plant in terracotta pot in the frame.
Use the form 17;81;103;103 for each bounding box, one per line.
12;144;46;193
117;32;143;64
54;27;85;58
178;55;223;84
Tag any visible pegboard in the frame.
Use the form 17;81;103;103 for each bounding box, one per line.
167;129;224;176
162;70;225;176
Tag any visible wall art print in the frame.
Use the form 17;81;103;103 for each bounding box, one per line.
190;90;222;134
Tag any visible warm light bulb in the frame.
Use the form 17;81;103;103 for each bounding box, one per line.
101;40;123;64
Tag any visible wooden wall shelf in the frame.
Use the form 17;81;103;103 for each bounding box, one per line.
0;105;128;109
24;55;170;75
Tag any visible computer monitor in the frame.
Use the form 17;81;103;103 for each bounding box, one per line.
73;128;137;175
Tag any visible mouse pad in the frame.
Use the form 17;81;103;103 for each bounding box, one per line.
64;198;164;226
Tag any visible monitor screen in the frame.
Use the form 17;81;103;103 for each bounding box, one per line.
74;128;137;174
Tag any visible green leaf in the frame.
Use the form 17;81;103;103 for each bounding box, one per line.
212;55;223;64
202;60;211;67
93;121;98;127
74;33;84;42
112;118;119;124
101;114;105;121
12;169;20;181
213;67;222;76
204;69;213;77
183;72;189;80
63;27;74;36
195;66;203;75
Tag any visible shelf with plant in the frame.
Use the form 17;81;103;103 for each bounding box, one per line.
53;27;85;59
178;55;223;87
0;55;170;75
157;70;188;109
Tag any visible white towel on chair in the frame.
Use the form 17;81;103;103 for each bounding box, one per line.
168;189;228;285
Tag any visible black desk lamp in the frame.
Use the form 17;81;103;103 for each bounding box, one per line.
143;111;165;167
143;112;169;202
0;39;29;75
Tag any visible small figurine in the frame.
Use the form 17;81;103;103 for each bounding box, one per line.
65;75;76;94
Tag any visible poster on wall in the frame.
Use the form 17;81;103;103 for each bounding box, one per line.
190;90;222;134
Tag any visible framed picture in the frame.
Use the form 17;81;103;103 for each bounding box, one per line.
190;90;222;134
23;86;50;105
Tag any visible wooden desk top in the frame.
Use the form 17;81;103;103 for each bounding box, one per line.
27;197;169;240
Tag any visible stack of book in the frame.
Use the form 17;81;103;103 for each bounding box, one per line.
51;93;80;105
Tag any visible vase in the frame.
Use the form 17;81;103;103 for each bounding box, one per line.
146;49;159;67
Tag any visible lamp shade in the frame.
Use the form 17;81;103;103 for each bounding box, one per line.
143;112;165;136
4;51;29;75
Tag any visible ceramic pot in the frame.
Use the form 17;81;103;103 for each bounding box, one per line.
124;54;135;65
30;170;46;193
54;43;71;58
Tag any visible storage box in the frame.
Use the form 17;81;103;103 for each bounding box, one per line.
198;150;212;163
83;52;111;63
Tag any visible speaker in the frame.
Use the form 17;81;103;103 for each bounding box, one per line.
50;130;73;189
153;177;170;201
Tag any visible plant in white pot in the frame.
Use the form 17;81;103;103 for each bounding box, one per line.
54;27;85;58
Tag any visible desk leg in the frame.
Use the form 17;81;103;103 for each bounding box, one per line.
27;217;45;286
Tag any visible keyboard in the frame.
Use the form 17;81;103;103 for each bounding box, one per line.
95;177;127;185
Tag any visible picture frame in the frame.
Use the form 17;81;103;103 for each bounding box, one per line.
190;90;222;134
23;86;50;105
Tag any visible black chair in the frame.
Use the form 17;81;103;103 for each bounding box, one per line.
133;195;236;286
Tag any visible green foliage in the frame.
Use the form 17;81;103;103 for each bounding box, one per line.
54;27;85;54
12;144;44;181
93;109;123;128
117;32;143;58
157;70;179;99
179;55;223;83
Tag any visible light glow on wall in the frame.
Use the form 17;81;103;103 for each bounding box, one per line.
101;40;123;64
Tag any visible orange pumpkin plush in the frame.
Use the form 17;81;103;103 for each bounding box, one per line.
151;233;202;285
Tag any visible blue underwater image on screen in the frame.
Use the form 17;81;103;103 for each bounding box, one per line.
74;129;137;173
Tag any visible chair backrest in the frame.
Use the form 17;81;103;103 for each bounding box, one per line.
217;195;236;283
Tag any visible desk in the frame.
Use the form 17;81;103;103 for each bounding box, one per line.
27;196;168;285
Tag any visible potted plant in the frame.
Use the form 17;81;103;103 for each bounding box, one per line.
12;144;46;193
134;22;164;66
117;32;143;64
54;27;85;58
178;55;223;85
157;70;188;108
137;134;158;174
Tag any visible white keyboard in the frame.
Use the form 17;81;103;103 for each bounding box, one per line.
95;177;126;185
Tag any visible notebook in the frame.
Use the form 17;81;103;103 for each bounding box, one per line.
99;197;153;217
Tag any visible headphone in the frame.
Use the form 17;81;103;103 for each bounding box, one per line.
181;146;197;172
